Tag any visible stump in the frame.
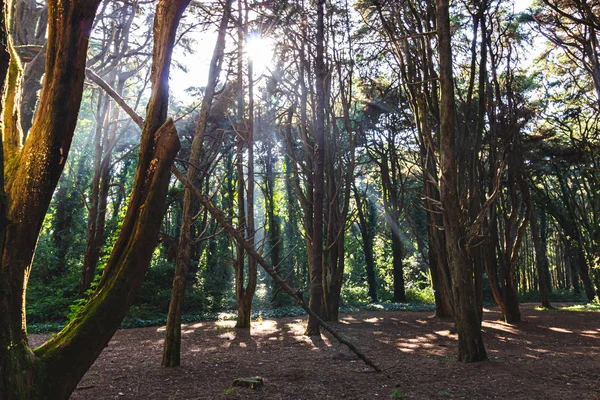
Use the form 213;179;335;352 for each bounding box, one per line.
232;377;264;390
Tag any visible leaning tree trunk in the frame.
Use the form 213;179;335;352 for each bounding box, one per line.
162;0;230;367
0;1;188;398
437;0;487;362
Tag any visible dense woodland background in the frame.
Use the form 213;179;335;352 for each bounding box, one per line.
2;0;600;397
26;0;599;324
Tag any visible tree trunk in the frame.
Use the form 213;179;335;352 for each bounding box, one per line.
265;141;284;306
2;36;22;163
437;0;487;362
79;81;116;297
391;230;405;303
424;164;454;318
525;192;551;308
162;0;230;367
231;0;257;329
19;45;45;136
306;0;326;336
380;152;406;303
0;1;188;397
355;189;378;303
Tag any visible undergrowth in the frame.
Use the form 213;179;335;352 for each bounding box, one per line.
28;301;436;334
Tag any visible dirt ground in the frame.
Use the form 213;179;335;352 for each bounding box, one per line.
29;303;600;399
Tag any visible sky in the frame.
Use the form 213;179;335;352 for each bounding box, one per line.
514;0;534;12
170;0;539;104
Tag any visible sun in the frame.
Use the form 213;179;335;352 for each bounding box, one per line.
245;32;274;77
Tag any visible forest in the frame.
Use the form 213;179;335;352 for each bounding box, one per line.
1;0;600;398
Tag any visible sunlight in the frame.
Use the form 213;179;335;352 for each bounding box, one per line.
548;327;573;334
246;32;274;77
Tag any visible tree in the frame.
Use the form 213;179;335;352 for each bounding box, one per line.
306;0;326;336
354;185;378;302
163;0;232;367
0;1;189;397
355;0;454;315
437;0;487;362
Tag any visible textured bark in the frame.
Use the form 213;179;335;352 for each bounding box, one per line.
162;0;230;367
437;0;487;362
424;155;454;318
306;0;326;336
0;1;187;397
1;1;102;398
2;38;22;163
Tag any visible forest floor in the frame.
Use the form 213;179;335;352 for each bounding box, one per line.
30;303;600;399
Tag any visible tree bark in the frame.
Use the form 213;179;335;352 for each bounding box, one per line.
0;1;187;397
306;0;326;336
162;0;230;367
437;0;487;362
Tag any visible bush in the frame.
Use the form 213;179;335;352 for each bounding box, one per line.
406;285;435;304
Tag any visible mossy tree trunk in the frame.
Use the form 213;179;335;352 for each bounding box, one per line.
0;1;188;398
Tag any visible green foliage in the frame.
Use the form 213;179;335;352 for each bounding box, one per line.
558;303;600;312
29;302;436;333
518;289;589;303
405;286;435;304
390;390;406;399
341;285;371;304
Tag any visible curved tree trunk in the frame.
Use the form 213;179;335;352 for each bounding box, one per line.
0;1;188;397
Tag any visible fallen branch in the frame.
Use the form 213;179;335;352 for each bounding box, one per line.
171;166;382;373
85;68;144;129
88;67;382;373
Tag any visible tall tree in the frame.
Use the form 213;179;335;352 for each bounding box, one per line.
437;0;487;362
0;1;188;397
306;0;326;336
162;0;232;366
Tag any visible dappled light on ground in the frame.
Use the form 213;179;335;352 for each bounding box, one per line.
28;303;598;399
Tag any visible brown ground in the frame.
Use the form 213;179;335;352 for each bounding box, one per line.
30;303;600;399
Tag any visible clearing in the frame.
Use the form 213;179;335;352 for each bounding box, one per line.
29;303;600;399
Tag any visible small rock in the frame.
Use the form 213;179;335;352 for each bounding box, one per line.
232;377;264;390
